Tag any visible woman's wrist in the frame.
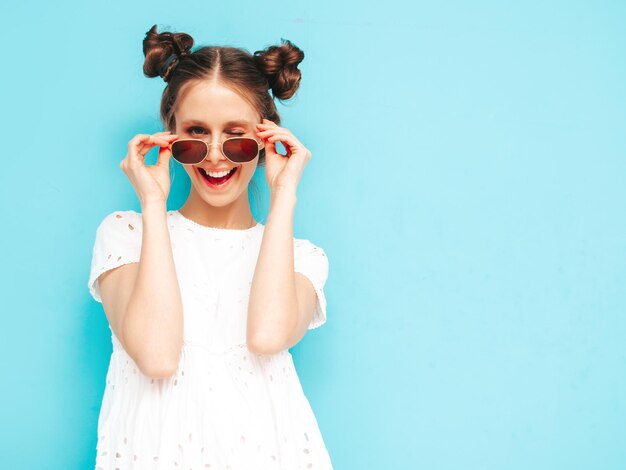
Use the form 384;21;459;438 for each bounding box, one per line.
269;186;297;213
141;199;168;216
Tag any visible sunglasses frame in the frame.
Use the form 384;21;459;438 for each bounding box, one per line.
170;136;266;165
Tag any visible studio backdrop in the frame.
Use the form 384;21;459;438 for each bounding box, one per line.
1;1;625;469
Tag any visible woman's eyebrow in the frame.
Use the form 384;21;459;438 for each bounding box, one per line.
180;119;253;127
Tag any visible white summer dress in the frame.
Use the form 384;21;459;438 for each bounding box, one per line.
87;209;332;470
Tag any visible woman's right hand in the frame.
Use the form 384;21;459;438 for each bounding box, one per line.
120;131;179;206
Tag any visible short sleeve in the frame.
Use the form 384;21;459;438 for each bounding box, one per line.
88;210;143;303
293;238;330;330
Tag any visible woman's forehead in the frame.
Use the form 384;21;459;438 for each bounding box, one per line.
179;117;256;128
176;81;259;124
177;81;256;114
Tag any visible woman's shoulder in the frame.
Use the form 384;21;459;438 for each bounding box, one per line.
292;236;328;262
293;236;324;249
95;209;143;233
98;208;141;220
99;209;182;221
292;235;329;290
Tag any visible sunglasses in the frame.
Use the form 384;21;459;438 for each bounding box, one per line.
170;137;265;165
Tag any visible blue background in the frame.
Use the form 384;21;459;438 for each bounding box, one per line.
1;1;625;468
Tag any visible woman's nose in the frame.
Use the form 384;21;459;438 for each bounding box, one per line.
204;142;226;164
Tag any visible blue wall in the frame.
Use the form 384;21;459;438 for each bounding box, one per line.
1;1;625;468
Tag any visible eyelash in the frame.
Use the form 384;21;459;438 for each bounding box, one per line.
187;126;245;136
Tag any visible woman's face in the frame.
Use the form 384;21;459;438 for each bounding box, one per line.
173;80;262;208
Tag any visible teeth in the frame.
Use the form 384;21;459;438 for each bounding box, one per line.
205;169;233;178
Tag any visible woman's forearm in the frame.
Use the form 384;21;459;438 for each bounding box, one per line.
247;188;299;354
123;201;184;377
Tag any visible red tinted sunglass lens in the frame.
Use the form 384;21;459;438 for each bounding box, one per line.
171;140;207;164
223;138;259;163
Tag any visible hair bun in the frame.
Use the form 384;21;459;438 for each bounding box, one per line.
142;24;194;82
253;39;304;100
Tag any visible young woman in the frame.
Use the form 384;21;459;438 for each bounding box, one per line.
88;24;332;469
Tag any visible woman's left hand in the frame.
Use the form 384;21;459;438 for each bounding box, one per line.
256;118;311;194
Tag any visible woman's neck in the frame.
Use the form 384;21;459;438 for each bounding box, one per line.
178;190;256;229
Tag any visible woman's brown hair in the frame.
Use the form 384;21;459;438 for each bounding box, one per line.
142;24;305;168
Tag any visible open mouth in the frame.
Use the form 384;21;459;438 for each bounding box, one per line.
196;166;238;188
